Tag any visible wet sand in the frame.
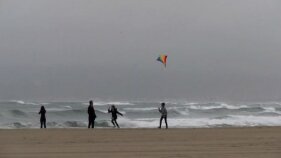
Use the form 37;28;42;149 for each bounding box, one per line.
1;127;281;158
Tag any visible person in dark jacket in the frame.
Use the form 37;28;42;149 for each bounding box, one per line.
88;100;96;128
38;106;47;128
88;100;97;128
108;105;123;128
158;102;168;129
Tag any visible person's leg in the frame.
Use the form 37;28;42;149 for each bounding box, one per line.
159;116;163;128
42;119;46;128
40;121;43;129
88;118;91;128
92;119;95;128
44;120;46;128
164;117;168;129
111;118;116;127
114;119;119;128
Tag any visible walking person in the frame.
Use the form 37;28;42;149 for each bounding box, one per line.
38;105;47;128
158;102;168;129
88;100;96;128
108;105;123;128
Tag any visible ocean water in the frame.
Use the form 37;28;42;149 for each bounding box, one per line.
1;100;281;129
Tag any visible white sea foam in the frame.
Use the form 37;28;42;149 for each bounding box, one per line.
10;100;46;106
41;103;50;105
263;107;276;113
188;103;248;110
117;115;281;128
64;106;72;109
98;110;109;114
11;100;25;104
124;107;157;112
47;108;68;112
82;101;135;106
260;107;281;115
99;102;135;106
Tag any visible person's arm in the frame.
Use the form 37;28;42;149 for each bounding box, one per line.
117;110;123;116
93;110;97;118
158;107;162;113
108;108;112;113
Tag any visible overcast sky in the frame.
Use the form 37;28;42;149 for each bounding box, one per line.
1;0;281;102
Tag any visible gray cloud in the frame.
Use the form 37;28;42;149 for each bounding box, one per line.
1;0;281;101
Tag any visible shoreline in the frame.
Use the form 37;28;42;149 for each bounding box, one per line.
0;125;280;130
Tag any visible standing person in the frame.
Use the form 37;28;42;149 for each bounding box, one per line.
38;106;47;128
158;102;168;129
88;100;96;128
108;105;123;128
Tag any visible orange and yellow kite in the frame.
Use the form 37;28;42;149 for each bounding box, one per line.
157;54;168;67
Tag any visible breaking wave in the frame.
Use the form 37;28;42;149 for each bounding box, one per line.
9;100;49;106
9;109;28;117
2;101;281;129
83;101;135;106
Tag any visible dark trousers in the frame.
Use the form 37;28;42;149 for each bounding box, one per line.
40;118;46;128
159;116;168;129
88;117;95;128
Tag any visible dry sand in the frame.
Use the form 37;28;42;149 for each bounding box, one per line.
0;127;281;158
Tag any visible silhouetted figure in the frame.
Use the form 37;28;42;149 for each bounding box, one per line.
108;105;123;128
158;102;168;129
38;106;46;128
88;100;96;128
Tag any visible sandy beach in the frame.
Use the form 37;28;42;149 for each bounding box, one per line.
0;127;281;158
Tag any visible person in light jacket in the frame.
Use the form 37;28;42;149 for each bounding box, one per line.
158;102;168;129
